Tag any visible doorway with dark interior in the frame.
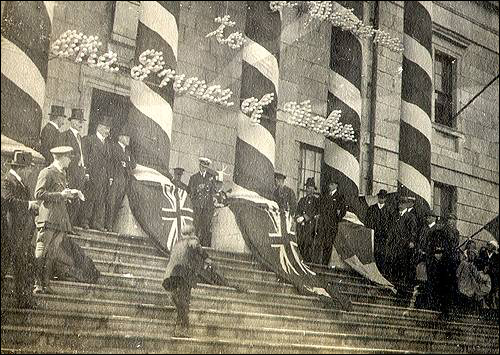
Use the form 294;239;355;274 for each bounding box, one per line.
88;88;130;141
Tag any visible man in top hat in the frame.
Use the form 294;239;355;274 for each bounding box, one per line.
212;171;228;208
318;180;347;265
61;108;87;226
296;178;320;263
188;157;216;247
33;146;80;294
384;196;419;287
1;151;38;308
105;130;136;231
172;167;189;191
40;105;66;164
365;189;394;271
273;173;297;217
81;115;113;231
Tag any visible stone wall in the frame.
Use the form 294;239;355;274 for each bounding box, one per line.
37;1;499;239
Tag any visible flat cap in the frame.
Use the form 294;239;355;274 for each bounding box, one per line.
50;146;74;155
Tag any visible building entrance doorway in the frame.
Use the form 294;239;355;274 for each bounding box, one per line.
88;88;130;140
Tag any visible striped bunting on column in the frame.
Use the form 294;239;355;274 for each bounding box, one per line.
229;2;352;311
398;1;433;207
1;1;54;150
125;1;194;253
233;1;280;201
322;1;363;215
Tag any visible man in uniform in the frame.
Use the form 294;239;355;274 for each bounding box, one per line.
365;189;393;271
40;105;66;164
1;151;39;308
61;108;87;226
106;131;136;231
172;167;189;191
318;180;347;265
188;157;215;247
273;173;297;217
33;146;80;294
296;177;320;263
81;116;112;231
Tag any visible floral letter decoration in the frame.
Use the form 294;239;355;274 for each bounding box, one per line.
241;93;275;125
206;15;247;49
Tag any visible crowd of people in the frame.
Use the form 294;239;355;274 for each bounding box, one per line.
1;105;498;327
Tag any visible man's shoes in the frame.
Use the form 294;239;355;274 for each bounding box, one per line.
81;223;90;230
33;285;56;295
33;285;44;295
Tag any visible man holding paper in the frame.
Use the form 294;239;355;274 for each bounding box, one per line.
33;146;85;294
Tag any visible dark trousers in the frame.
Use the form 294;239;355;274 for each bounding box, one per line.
171;279;192;328
297;222;316;263
1;229;35;306
106;173;128;231
373;232;387;272
83;177;109;229
320;223;339;265
67;166;86;227
193;203;214;247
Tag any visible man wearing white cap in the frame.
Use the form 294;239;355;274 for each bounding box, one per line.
33;146;80;294
188;157;215;247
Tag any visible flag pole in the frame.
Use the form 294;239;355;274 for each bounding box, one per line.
457;225;487;250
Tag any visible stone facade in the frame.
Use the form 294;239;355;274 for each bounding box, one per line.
8;1;498;240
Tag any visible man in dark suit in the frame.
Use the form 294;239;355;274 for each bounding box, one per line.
273;173;297;217
34;146;79;294
60;108;87;226
188;157;215;247
296;177;320;263
106;132;136;231
318;180;347;265
365;189;393;272
384;197;419;288
81;116;112;231
1;151;39;308
40;105;66;164
172;167;189;191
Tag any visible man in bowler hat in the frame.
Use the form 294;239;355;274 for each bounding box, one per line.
61;108;87;226
365;189;393;271
296;177;320;263
1;151;39;308
318;180;347;265
33;146;80;294
40;105;66;164
188;157;215;247
106;131;136;231
81;116;112;231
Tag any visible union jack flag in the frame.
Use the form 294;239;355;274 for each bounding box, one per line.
267;209;316;277
160;183;194;251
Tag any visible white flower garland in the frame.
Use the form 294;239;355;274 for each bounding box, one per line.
51;30;119;72
241;93;275;124
283;100;356;141
206;15;247;49
270;1;404;53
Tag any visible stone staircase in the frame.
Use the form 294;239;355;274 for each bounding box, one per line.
1;228;498;354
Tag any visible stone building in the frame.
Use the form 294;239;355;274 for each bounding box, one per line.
1;1;498;241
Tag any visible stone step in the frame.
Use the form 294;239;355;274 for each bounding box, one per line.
73;236;372;287
8;278;496;333
2;307;497;348
92;263;397;304
82;246;377;296
1;325;439;354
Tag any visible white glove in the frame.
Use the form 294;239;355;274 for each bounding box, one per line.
297;216;305;224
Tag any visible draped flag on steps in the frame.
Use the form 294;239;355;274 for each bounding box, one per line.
333;211;396;293
229;198;353;311
128;178;194;254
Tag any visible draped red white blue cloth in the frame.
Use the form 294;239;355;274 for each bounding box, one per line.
1;1;54;150
125;2;194;253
